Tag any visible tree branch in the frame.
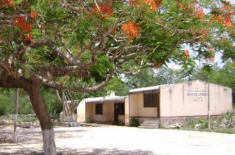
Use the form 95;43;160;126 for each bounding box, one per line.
31;70;114;93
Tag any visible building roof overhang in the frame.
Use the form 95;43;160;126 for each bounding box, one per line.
84;96;126;104
129;85;162;94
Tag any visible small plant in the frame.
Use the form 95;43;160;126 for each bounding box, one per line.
196;118;208;129
130;118;140;127
86;118;93;123
198;118;205;124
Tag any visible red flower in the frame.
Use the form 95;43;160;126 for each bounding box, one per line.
23;23;32;32
201;29;208;39
223;19;233;27
31;8;39;21
93;5;114;20
130;0;163;10
15;17;32;32
0;0;14;8
184;50;190;59
122;21;140;41
25;32;33;40
15;16;33;40
195;8;205;19
15;17;26;27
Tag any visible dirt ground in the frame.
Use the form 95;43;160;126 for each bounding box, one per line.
0;125;235;155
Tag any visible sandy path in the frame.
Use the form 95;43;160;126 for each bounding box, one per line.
0;126;235;155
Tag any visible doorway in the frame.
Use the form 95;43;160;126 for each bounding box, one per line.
114;102;124;125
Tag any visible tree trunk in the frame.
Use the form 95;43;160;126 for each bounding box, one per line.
13;88;19;142
26;82;56;155
0;74;56;154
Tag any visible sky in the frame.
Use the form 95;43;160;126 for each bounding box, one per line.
230;0;235;4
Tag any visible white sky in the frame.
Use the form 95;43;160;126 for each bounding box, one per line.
230;0;235;4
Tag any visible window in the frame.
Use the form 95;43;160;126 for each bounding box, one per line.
144;92;159;107
117;103;125;115
95;104;103;115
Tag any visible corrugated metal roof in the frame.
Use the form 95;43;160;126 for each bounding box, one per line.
129;85;163;93
84;96;126;104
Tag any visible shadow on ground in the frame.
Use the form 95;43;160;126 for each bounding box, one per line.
0;148;155;155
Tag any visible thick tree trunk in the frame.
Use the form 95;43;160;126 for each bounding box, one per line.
26;82;56;155
0;74;56;154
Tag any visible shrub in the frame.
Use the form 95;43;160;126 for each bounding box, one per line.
130;118;140;127
0;93;14;115
197;118;208;129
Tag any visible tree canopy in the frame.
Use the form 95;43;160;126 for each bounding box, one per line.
0;0;234;92
0;0;234;154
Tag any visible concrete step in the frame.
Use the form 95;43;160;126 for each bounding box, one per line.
138;125;159;129
139;119;160;128
141;121;159;125
57;122;80;127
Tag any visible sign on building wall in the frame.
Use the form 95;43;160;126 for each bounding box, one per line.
187;91;208;102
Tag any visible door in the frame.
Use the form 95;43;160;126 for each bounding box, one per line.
114;102;125;125
114;103;119;124
157;92;160;118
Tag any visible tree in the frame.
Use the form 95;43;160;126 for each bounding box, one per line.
191;61;235;101
126;67;188;88
0;0;234;154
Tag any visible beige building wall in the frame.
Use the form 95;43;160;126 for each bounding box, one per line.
84;102;126;124
77;101;86;122
78;99;127;124
129;93;158;118
85;102;114;123
160;80;233;117
160;81;208;117
86;103;94;122
124;97;130;126
209;83;233;115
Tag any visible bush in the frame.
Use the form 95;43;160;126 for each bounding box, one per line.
197;118;208;129
130;118;140;127
0;93;14;115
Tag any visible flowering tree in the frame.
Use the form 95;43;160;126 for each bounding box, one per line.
0;0;234;154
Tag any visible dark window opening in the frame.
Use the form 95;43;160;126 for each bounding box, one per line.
144;92;159;107
117;103;125;115
95;104;103;115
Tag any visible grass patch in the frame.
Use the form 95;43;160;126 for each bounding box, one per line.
17;117;38;122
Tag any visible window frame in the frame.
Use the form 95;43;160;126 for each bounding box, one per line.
143;91;159;108
95;103;103;115
117;102;125;115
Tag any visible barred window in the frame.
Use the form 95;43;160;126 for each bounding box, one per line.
95;104;103;115
144;92;159;107
117;103;125;115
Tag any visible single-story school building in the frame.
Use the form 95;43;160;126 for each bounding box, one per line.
76;92;129;125
76;80;233;127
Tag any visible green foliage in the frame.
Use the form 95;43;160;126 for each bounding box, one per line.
0;91;14;115
126;67;187;89
0;0;234;126
42;88;63;114
182;110;235;134
17;117;38;122
197;118;209;129
130;118;140;127
0;88;62;115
